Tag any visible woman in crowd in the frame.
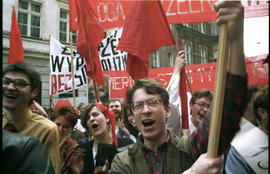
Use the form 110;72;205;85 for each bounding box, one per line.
68;103;133;174
53;105;79;174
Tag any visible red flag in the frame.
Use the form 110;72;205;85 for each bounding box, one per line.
178;38;189;130
69;0;79;31
76;0;105;86
8;6;24;64
117;0;176;80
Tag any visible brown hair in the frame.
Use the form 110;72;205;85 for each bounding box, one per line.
126;78;169;111
54;105;78;128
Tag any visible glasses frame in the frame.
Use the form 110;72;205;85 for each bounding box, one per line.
132;97;162;113
194;102;210;109
3;77;31;89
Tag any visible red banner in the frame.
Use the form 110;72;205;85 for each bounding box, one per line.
104;54;268;100
90;0;269;29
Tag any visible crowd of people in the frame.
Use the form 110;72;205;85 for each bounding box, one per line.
2;1;268;174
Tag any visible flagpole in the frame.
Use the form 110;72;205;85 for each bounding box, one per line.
85;76;89;105
207;24;230;158
69;32;76;107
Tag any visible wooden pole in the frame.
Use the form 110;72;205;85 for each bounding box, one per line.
69;32;76;107
86;76;89;104
207;24;230;158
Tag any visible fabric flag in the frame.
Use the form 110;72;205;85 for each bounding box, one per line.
178;38;189;130
76;0;105;86
117;0;176;80
8;6;24;64
69;0;79;31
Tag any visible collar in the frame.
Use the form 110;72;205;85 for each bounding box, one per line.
138;130;170;153
3;108;32;132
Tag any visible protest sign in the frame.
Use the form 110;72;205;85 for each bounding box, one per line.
49;36;87;95
104;54;268;100
98;27;127;71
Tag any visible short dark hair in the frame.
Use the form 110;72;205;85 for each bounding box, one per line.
3;62;41;106
190;89;213;105
54;106;78;128
126;78;169;110
80;103;96;129
253;87;268;122
108;98;121;105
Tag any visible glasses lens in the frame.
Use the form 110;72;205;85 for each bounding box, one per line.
14;79;29;88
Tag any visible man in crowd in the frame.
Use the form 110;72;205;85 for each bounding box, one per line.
2;62;60;173
166;51;213;136
110;1;248;173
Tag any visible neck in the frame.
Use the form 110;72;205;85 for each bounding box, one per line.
143;130;168;152
191;116;199;128
5;107;29;122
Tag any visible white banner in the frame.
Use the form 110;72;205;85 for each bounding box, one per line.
49;36;87;95
98;28;127;71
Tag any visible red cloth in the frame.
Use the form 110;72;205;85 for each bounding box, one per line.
55;100;72;111
4;123;17;132
177;38;189;130
117;0;175;81
69;0;79;31
8;6;24;64
94;103;118;147
76;0;105;86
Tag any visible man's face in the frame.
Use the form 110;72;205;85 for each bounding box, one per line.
108;101;122;116
3;71;37;112
132;88;170;143
190;97;211;128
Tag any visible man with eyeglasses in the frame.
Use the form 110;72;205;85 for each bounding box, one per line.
109;1;248;173
189;89;213;134
2;62;60;174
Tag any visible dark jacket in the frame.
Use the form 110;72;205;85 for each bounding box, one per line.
2;129;55;174
68;140;118;174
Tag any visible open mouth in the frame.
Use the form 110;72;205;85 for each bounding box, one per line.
198;113;205;119
92;123;98;129
142;120;155;127
5;94;17;99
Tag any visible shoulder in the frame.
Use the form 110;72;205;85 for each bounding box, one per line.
30;112;58;130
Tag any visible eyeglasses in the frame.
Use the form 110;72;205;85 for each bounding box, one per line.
195;102;210;109
132;97;162;113
3;77;31;89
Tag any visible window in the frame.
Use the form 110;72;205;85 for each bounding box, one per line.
18;0;41;38
198;23;206;34
168;52;174;67
183;40;193;65
72;30;77;44
199;45;208;63
151;50;160;68
183;23;191;28
60;9;68;43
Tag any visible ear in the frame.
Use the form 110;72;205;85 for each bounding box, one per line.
31;88;38;99
165;105;171;119
258;108;268;121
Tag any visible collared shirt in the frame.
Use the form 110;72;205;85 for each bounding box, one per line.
138;133;170;174
3;109;61;174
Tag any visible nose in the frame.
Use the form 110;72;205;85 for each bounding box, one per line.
5;82;16;89
141;102;151;113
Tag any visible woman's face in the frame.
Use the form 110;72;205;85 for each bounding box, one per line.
86;106;110;140
54;115;73;139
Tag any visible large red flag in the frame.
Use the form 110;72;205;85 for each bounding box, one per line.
8;6;24;64
69;0;79;31
117;0;176;80
76;0;105;86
